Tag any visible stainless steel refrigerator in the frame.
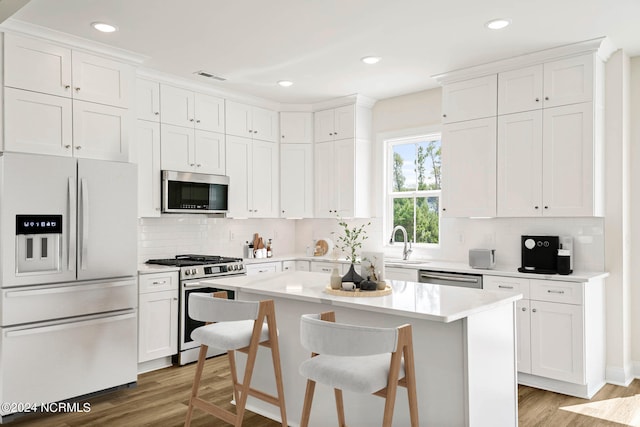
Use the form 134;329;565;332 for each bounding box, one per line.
0;152;137;421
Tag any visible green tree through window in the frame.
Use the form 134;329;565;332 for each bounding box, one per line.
388;135;441;245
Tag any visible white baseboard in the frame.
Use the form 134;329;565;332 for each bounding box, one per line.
605;364;634;386
137;356;173;374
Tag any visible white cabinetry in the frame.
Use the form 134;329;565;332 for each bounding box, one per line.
246;262;282;275
160;124;225;175
498;65;544;115
280;112;313;143
160;84;225;133
226;135;278;218
72;100;130;161
136;78;160;122
314;105;355;143
384;267;418;282
226;100;278;142
441;117;496;217
295;260;310;271
484;275;605;398
135;120;161;217
441;75;497;123
282;260;296;272
138;271;179;363
280;144;313;218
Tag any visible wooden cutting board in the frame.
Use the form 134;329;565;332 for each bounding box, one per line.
253;233;260;249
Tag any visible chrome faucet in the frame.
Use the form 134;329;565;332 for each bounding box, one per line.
389;225;413;260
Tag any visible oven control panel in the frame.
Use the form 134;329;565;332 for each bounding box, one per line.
181;262;245;280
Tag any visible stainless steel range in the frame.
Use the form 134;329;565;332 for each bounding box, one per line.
145;255;245;365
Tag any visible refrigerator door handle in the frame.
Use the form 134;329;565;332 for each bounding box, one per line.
68;176;76;272
80;178;89;270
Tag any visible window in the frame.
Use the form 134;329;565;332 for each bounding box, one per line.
386;133;441;245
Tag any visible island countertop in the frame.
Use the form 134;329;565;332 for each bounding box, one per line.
200;270;522;323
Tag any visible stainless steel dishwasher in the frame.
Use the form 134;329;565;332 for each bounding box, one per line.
418;270;483;289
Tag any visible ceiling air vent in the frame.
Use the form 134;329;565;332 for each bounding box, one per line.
194;70;226;81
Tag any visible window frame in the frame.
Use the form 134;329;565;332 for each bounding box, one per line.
385;132;442;248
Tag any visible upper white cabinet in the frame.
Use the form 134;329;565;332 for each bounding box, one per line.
4;33;134;108
314;105;356;143
225;100;278;142
72;100;130;162
280;144;313;218
441;117;496;217
226;135;278;218
136;78;160;122
441;75;497;124
160;84;225;133
135;120;161;217
280;112;313;143
160;124;225;175
498;54;595;115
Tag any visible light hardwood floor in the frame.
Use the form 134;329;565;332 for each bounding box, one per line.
7;355;640;426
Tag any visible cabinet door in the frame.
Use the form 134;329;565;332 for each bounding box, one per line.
251;106;278;142
160;85;195;128
73;101;130;161
542;103;594;216
194;93;225;133
333;105;355;140
543;54;594;108
295;260;310;271
314;109;336;143
498;65;543;115
4;88;73;157
136;120;161;217
530;300;584;384
4;33;72;97
194;130;225;175
385;267;418;282
516;300;532;373
136;78;160;122
225;135;251;217
225;100;253;138
282;260;296;272
314;141;335;218
441;117;497;217
442;75;497;123
334;139;355;217
280;144;313;218
310;262;336;274
160;124;196;172
280;112;313;143
71;51;133;108
138;290;178;362
497;110;543;217
251;140;279;217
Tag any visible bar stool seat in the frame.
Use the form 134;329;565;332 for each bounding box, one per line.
184;291;287;427
192;320;269;350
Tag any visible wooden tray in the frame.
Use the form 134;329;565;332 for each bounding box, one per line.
324;285;392;297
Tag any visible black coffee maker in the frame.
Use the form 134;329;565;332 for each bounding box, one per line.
518;235;559;274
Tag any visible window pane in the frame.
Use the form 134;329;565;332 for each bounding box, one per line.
416;196;439;244
392;198;414;240
392;144;415;191
416;139;441;190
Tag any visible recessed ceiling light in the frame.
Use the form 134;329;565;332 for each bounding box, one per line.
278;80;293;87
361;56;381;65
485;18;511;30
91;22;118;33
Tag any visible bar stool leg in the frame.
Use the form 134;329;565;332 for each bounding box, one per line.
299;379;316;427
227;350;241;404
185;344;208;427
334;388;346;427
403;333;420;427
266;309;288;426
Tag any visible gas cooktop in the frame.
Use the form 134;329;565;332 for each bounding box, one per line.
146;254;243;267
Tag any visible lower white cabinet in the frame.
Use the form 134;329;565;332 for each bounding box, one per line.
484;275;604;398
310;261;356;275
385;267;418;282
282;260;296;272
138;271;179;363
295;260;310;271
246;262;282;275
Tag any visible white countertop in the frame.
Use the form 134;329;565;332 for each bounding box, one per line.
200;271;522;323
137;263;180;274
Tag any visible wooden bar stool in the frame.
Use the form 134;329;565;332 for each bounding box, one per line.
184;292;287;427
298;311;418;427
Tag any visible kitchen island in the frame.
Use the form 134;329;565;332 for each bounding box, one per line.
202;271;521;427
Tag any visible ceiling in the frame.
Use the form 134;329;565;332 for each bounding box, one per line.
7;0;640;104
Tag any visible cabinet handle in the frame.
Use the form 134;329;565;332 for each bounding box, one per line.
442;208;447;211
282;135;285;138
152;280;167;285
254;130;258;134
521;307;527;312
190;118;194;122
334;132;337;136
547;289;565;294
535;98;540;102
545;96;549;101
534;206;539;209
64;85;71;89
498;285;514;289
65;145;71;149
282;210;285;213
75;146;82;150
190;163;195;166
75;87;81;92
154;112;159;116
173;298;178;301
196;164;201;167
329;132;333;136
532;308;537;313
196;119;201;123
544;206;549;209
443;114;447;118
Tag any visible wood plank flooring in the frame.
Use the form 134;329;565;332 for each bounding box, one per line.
6;355;640;426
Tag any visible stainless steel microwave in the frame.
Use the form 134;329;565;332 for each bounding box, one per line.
162;170;229;214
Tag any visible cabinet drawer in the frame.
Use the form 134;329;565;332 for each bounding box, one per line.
530;279;583;305
310;262;336;274
484;276;530;299
295;260;310;271
139;273;178;293
385;267;418;282
282;260;296;272
246;262;281;275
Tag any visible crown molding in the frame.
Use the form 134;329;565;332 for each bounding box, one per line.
0;18;148;65
432;37;616;85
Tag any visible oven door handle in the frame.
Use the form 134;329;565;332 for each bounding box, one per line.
183;282;203;289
